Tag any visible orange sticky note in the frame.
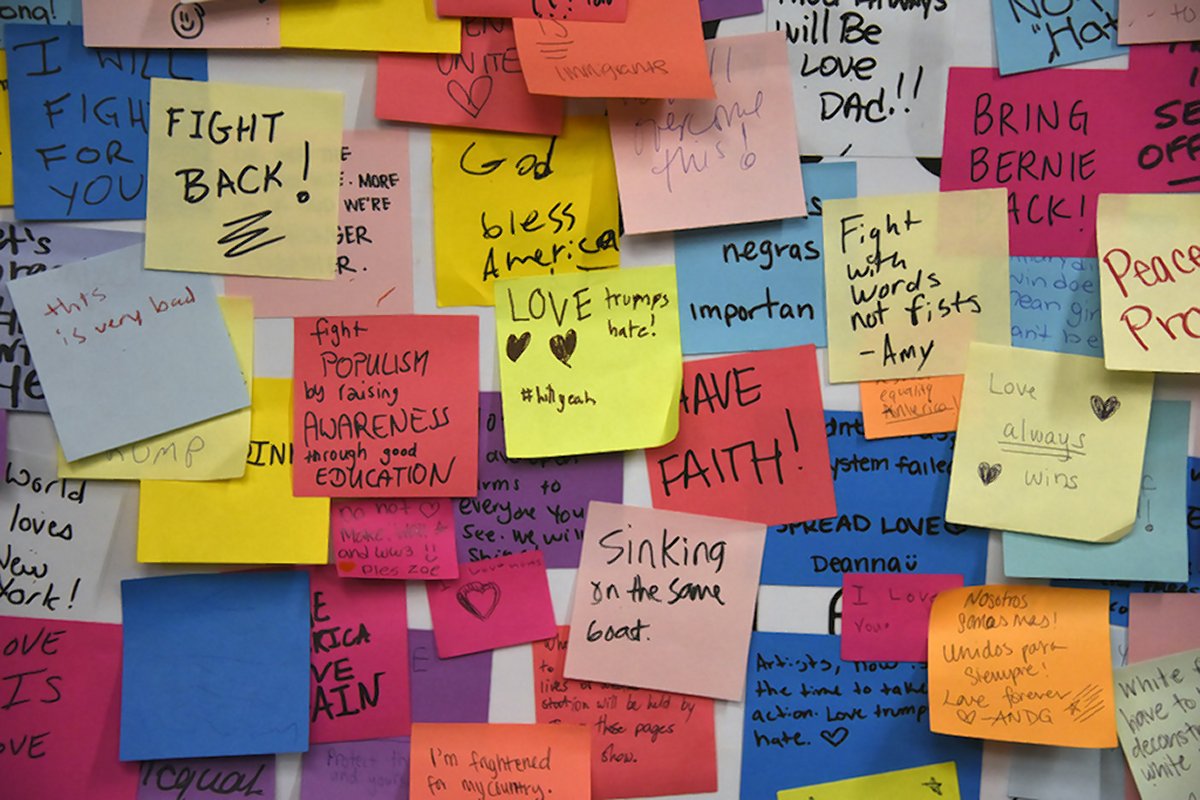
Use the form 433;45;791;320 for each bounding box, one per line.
512;0;714;99
928;585;1116;748
860;376;964;439
409;722;591;800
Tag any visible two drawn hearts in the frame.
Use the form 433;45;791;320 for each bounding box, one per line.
507;330;576;367
977;394;1121;486
457;580;502;621
447;76;493;118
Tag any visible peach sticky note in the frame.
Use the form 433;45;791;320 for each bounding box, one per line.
82;0;280;49
860;375;964;439
841;573;964;662
928;585;1117;748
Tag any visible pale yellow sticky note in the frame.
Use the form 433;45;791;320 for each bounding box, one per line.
59;296;254;481
0;53;12;206
281;0;459;53
144;78;342;278
138;378;330;564
432;115;621;306
1097;193;1200;372
495;266;681;458
778;762;960;800
822;189;1010;383
946;342;1153;542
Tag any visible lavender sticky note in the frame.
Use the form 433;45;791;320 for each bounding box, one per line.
300;739;410;800
409;629;491;723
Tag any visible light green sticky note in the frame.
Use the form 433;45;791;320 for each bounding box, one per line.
1114;647;1200;800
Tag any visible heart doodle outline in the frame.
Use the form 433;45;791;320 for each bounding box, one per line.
456;581;501;621
978;462;1002;486
549;329;577;367
819;727;849;747
446;75;494;118
1090;394;1120;421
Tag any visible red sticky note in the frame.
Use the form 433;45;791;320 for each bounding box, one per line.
292;314;479;498
377;19;564;135
841;573;964;663
645;345;835;526
331;498;459;581
310;566;411;743
437;0;628;22
426;550;557;657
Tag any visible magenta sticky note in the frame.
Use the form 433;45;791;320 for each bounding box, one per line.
426;550;557;658
331;498;459;581
840;573;964;662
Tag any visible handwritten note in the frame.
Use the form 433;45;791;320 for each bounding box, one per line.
139;756;274;800
823;189;1010;382
1119;0;1200;42
565;501;765;700
1009;256;1103;357
82;0;280;49
300;739;410;800
409;629;492;723
778;762;961;800
431;116;620;306
145;78;342;278
945;342;1154;542
1114;647;1200;800
6;23;205;220
607;32;806;235
280;0;459;53
645;345;835;526
332;498;459;581
859;375;963;439
437;0;628;21
292;314;479;497
496;266;682;458
841;573;964;663
992;0;1123;74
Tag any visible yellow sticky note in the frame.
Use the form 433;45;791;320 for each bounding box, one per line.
0;53;12;206
281;0;459;53
138;378;330;564
929;585;1117;748
145;78;342;278
496;266;681;457
946;342;1153;542
778;762;960;800
822;189;1010;383
59;296;254;481
1097;193;1200;371
433;115;621;306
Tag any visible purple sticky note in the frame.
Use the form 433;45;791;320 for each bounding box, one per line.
138;756;274;800
456;392;622;568
409;630;491;723
700;0;763;21
300;738;409;800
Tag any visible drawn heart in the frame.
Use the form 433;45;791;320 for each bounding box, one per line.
447;76;494;118
978;462;1002;486
456;581;501;621
956;709;977;724
549;329;577;367
418;500;441;519
336;560;357;573
819;727;849;747
506;331;531;363
1091;394;1120;421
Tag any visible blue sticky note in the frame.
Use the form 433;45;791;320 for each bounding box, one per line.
6;23;206;220
120;571;311;761
761;411;988;586
741;632;982;800
1010;256;1103;357
674;162;855;355
0;1;80;48
1004;400;1190;582
992;0;1125;75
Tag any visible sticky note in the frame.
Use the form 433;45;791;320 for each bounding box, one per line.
992;0;1123;75
823;189;1010;382
928;585;1116;748
841;573;964;662
437;0;628;21
281;0;459;53
761;412;989;588
139;757;274;800
859;375;963;439
742;632;982;800
1009;256;1104;357
376;19;565;136
1097;194;1200;371
426;550;557;658
495;266;682;458
607;32;806;235
778;762;961;800
225;129;414;316
409;723;590;800
300;739;410;800
145;78;342;278
456;392;623;567
1114;647;1200;800
945;342;1154;542
1129;594;1200;662
565;501;765;700
0;55;11;206
292;314;479;497
331;498;459;580
409;629;492;723
1119;0;1200;42
8;245;249;460
82;0;280;49
120;571;311;760
646;345;836;526
701;0;764;21
0;2;78;48
310;566;411;743
512;0;714;99
674;161;856;355
1004;400;1189;582
6;24;205;220
431;116;620;306
137;378;331;564
0;617;136;800
533;627;718;798
59;296;254;480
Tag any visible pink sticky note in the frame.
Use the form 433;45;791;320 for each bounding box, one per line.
82;0;280;49
426;551;557;657
376;19;565;135
1119;0;1200;43
1128;594;1200;662
331;498;459;581
225;130;413;317
437;0;629;22
840;573;964;663
310;566;412;743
